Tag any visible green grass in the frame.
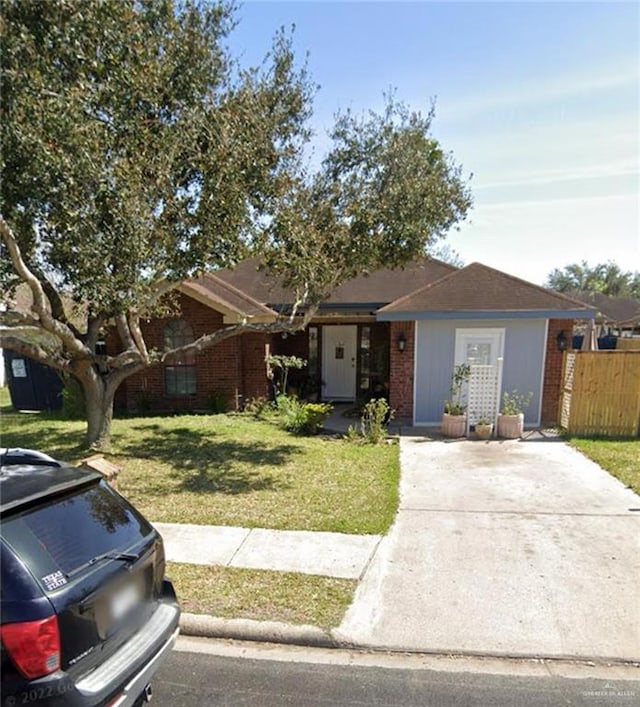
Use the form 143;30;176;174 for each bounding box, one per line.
0;389;399;534
568;437;640;495
167;562;356;630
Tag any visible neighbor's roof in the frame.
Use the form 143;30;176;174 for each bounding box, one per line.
377;262;597;320
214;257;458;309
565;290;640;327
181;273;278;323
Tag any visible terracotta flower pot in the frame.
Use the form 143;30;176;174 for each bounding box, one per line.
441;413;467;438
497;413;524;439
474;423;493;440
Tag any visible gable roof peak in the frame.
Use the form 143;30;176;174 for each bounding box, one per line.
378;260;596;317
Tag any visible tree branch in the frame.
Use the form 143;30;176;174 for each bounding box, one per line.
161;307;318;361
0;334;69;372
86;314;107;350
29;262;83;339
128;311;150;363
0;214;88;356
115;313;135;350
106;349;145;369
0;310;40;327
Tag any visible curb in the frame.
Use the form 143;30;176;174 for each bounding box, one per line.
179;614;640;669
179;613;337;648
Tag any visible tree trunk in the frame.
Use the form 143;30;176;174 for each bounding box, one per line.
82;376;118;451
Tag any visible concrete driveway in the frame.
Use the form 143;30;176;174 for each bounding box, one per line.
335;438;640;661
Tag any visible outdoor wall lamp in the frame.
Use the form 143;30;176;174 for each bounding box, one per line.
397;333;407;353
556;330;567;352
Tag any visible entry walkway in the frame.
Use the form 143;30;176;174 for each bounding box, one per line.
154;522;381;580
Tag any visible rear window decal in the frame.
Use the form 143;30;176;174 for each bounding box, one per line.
42;570;68;591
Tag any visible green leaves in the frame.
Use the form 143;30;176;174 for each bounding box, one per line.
546;260;640;299
264;97;473;305
1;1;472;447
1;0;310;312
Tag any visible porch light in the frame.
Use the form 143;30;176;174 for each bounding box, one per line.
397;333;407;353
556;330;567;352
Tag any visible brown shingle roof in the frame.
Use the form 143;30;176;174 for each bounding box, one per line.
565;291;640;326
181;273;277;322
378;262;595;315
214;257;457;307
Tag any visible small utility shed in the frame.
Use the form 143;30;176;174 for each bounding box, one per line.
378;263;595;427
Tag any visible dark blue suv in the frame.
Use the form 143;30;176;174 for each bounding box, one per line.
0;449;180;706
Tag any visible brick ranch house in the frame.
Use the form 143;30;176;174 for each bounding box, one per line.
115;258;595;427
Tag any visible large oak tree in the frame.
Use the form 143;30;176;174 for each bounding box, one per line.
1;0;472;449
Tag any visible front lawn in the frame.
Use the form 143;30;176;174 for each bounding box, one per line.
168;563;356;630
0;392;399;534
568;437;640;495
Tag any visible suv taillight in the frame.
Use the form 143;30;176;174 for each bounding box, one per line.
1;615;61;679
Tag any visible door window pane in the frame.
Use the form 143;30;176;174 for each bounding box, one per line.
466;342;491;365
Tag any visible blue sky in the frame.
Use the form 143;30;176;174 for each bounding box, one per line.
229;1;639;285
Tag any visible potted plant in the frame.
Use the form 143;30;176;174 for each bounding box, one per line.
474;416;493;440
497;390;532;439
441;363;471;438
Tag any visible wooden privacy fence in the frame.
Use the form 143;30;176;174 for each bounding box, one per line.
560;351;640;437
616;338;640;351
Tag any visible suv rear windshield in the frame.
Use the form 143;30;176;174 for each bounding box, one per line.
2;481;153;589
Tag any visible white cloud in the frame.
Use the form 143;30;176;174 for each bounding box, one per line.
438;67;639;125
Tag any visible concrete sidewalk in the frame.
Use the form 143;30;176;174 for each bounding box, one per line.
335;438;640;662
154;522;381;580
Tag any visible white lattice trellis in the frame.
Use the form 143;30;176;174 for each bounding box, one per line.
466;360;503;434
560;352;575;429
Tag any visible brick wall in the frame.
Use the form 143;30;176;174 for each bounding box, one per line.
239;332;271;403
541;318;573;425
116;293;270;412
388;321;414;419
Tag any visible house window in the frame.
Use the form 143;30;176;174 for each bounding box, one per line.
164;319;196;395
308;327;318;376
359;326;371;392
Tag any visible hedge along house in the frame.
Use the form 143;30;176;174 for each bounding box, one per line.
115;258;595;426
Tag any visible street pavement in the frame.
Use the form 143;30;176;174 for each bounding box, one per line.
157;435;640;663
153;638;640;706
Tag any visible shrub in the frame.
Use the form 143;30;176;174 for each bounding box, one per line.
243;396;278;421
60;377;85;419
344;424;362;444
276;395;332;435
360;398;394;444
500;390;532;415
266;355;307;396
207;390;228;414
443;363;471;415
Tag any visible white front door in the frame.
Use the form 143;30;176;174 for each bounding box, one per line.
322;326;357;400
